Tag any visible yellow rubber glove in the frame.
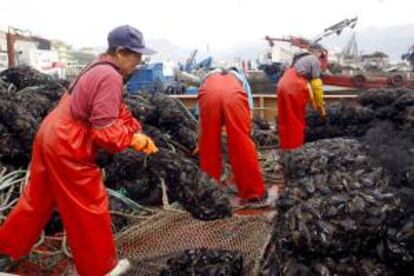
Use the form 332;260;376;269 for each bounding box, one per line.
130;133;158;155
310;78;325;108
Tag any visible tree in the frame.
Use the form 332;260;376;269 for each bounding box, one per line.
69;51;96;65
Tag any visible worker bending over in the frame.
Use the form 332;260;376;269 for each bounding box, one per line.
0;25;157;276
197;67;266;205
277;44;326;150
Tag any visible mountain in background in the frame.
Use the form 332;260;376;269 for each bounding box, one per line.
146;24;414;63
147;39;189;62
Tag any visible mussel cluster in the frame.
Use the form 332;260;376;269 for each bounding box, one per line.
265;87;414;276
0;67;66;168
279;138;388;208
262;137;412;275
358;88;414;131
306;88;414;142
306;103;375;142
101;92;231;221
103;149;231;221
160;248;243;276
252;117;279;147
0;65;51;90
358;88;413;121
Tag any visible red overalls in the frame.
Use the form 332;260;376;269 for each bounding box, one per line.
277;68;310;150
198;72;265;200
0;65;140;275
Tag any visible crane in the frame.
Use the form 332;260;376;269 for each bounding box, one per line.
402;45;414;71
265;17;358;51
261;17;414;90
184;49;198;73
264;17;358;71
313;17;358;43
6;27;34;68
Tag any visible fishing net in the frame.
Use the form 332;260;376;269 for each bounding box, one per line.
116;210;274;275
19;208;274;275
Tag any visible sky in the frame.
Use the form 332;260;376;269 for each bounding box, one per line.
0;0;413;51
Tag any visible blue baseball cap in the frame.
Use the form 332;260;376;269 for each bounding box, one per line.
107;25;156;55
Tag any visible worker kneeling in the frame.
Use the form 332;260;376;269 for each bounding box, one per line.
197;68;266;205
277;44;326;150
0;25;157;276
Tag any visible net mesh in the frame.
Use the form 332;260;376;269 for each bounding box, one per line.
116;210;274;275
21;208;275;275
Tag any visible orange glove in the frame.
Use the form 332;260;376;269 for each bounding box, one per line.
130;133;158;155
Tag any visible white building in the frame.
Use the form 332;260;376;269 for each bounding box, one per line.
51;39;74;65
18;48;64;78
0;29;65;77
0;31;8;72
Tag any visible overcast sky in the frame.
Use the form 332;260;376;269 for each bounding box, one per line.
0;0;412;50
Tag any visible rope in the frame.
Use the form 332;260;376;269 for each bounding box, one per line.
0;77;17;93
0;168;26;212
253;229;275;275
110;210;153;220
62;234;72;258
106;188;156;214
173;96;198;127
0;181;15;209
33;231;46;248
167;139;192;156
0;169;26;190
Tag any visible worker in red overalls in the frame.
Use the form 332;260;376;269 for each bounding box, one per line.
197;68;266;205
0;25;158;275
277;44;326;150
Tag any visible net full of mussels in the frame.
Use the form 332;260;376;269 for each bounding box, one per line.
305;103;375;142
305;88;414;142
261;137;413;275
101;92;231;221
0;67;66;167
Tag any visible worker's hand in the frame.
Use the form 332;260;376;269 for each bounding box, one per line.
192;145;199;156
130;133;158;155
221;126;227;137
310;78;325;108
317;105;327;121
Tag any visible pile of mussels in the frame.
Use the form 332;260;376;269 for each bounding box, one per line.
160;248;243;276
261;137;412;275
306;103;375;142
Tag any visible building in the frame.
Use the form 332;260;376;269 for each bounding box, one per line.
361;51;390;70
0;28;67;77
0;31;7;72
51;39;74;65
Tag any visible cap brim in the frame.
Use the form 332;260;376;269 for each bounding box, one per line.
128;46;157;55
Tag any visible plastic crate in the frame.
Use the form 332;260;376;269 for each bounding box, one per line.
127;63;164;94
186;86;199;95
